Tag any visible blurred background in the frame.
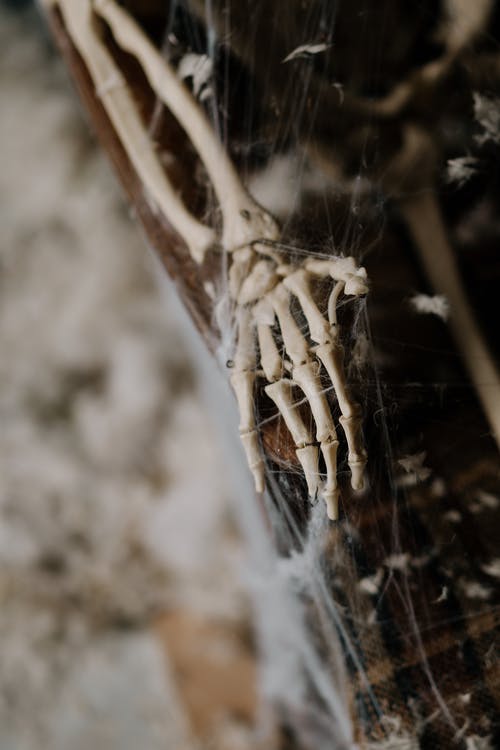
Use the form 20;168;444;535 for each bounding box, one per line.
0;2;258;748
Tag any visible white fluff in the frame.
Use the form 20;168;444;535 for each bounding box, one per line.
446;156;478;186
410;293;450;320
283;43;329;62
397;452;432;483
481;558;500;579
473;92;500;145
178;52;213;100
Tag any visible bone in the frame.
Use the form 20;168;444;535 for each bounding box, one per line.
323;489;341;521
321;440;340;520
327;281;345;328
296;446;320;498
230;368;265;491
240;432;265;494
315;342;356;418
57;0;215;263
230;309;265;492
52;0;371;518
293;362;340;521
231;371;256;433
265;380;313;447
339;412;367;491
283;269;331;344
265;380;320;498
269;284;309;365
253;297;276;326
233;308;257;372
292;362;337;443
229;247;254;300
306;257;368;296
257;324;282;382
315;342;366;491
306;256;358;280
238;259;279;305
94;0;280;252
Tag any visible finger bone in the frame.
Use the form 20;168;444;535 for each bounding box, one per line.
306;257;368;295
292;362;337;443
284;269;332;344
231;371;256;433
269;285;309;365
296;446;320;497
321;440;340;520
339;412;367;491
229;247;254;300
265;380;313;447
230;369;265;492
265;380;320;497
238;260;279;305
315;342;367;491
253;297;275;326
233;308;257;371
257;324;282;382
240;432;265;493
315;342;355;418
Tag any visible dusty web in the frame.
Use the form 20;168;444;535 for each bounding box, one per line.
151;2;500;748
34;0;500;747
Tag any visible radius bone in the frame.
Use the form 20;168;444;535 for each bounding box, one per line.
94;0;280;253
57;0;215;263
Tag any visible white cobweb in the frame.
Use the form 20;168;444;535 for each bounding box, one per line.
155;2;499;749
5;1;499;749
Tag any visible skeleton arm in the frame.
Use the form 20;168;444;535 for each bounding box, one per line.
93;0;280;252
45;0;369;519
53;0;215;263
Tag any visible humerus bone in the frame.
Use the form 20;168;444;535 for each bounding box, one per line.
46;0;368;519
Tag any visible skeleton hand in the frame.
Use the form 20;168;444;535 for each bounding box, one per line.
229;244;367;520
50;0;368;518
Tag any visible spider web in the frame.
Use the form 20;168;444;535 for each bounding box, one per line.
147;2;500;748
62;1;500;747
